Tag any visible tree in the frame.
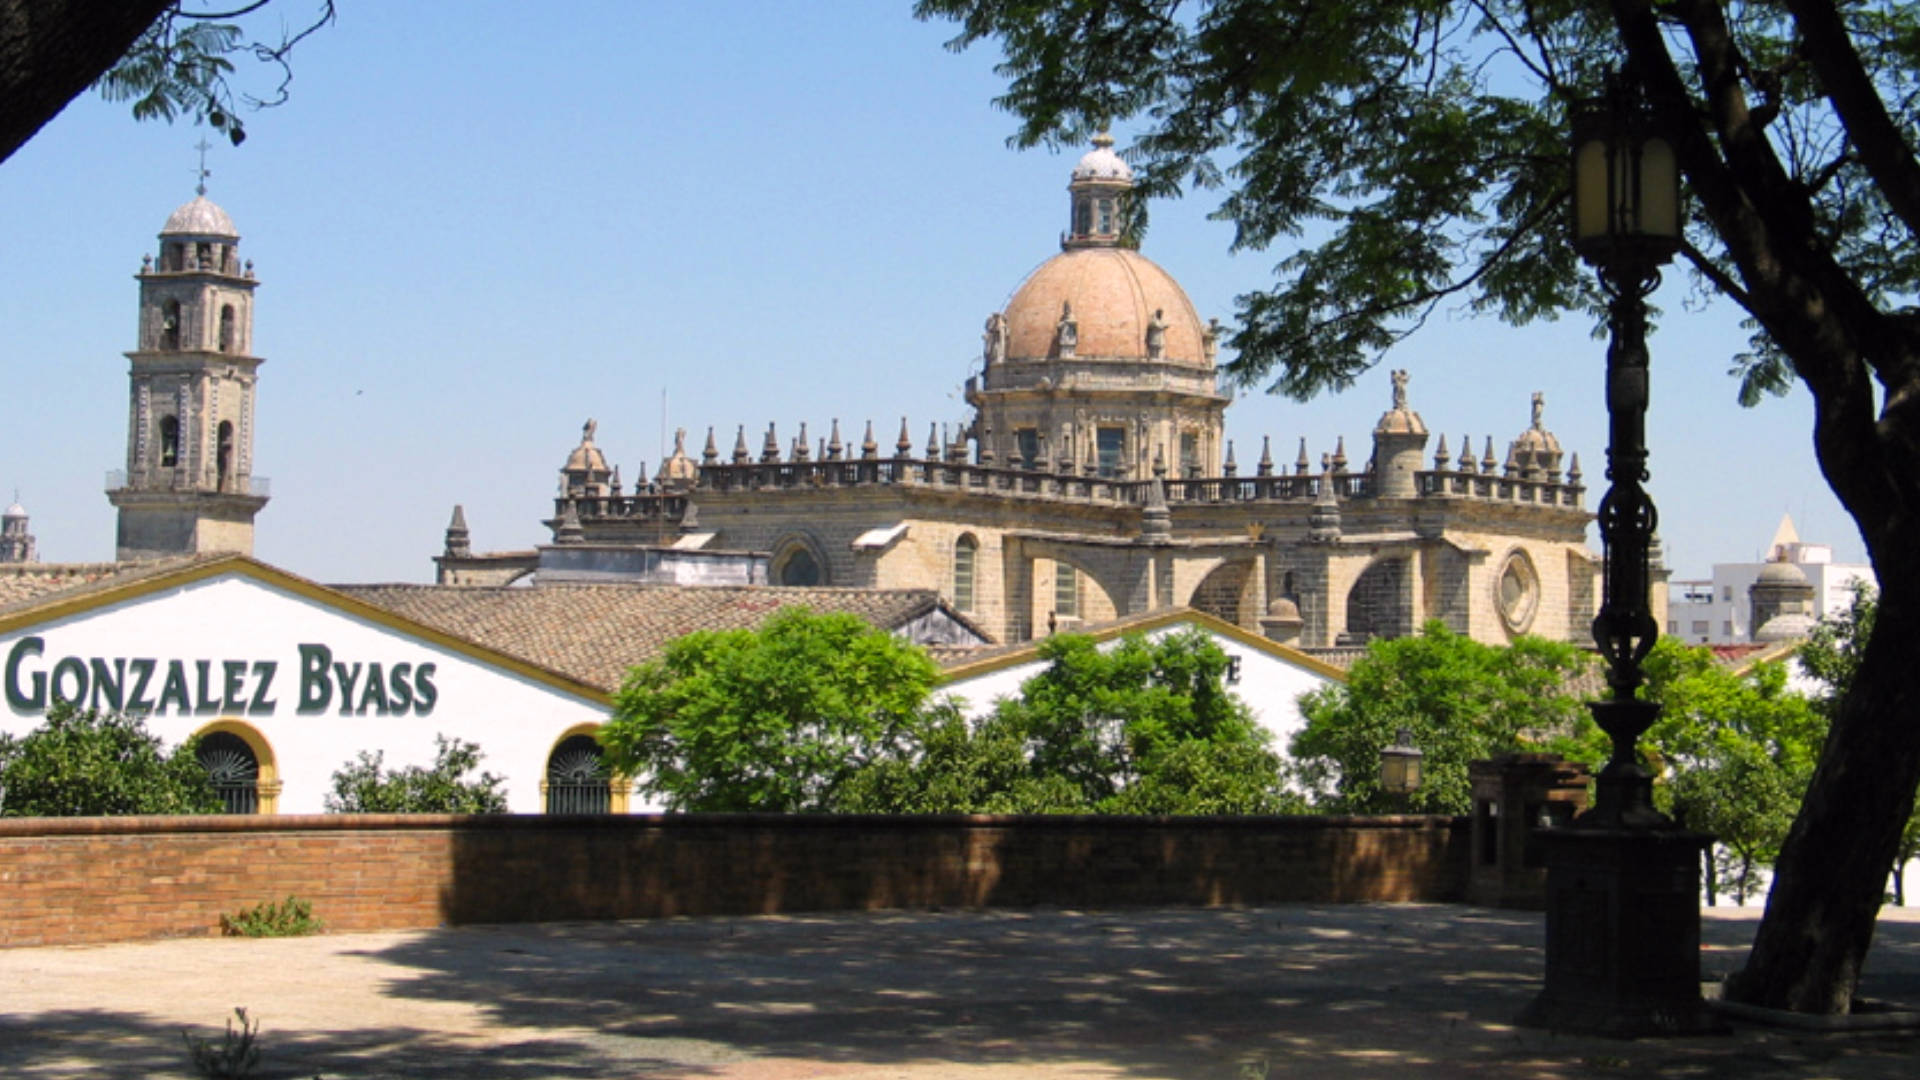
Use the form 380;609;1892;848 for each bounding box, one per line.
1799;583;1920;905
0;702;219;816
1639;639;1826;905
0;1;334;164
1290;622;1596;814
324;733;508;813
601;607;943;812
834;630;1297;814
918;0;1920;1013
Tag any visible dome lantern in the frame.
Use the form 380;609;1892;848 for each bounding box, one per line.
1065;133;1132;249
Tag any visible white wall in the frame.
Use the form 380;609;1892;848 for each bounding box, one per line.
0;573;631;813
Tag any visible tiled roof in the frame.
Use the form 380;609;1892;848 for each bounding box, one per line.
935;607;1350;683
0;556;215;616
333;582;973;692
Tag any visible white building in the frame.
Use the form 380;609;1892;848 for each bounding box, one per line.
1667;515;1873;645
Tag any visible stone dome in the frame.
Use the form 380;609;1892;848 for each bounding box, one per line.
161;195;238;238
1001;247;1208;364
1071;133;1133;183
3;501;25;520
1755;612;1817;643
1756;559;1809;587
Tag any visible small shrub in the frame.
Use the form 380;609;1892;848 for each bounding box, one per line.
221;896;322;938
183;1007;261;1079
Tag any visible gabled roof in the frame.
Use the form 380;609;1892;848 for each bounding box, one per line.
937;607;1349;684
334;582;992;692
0;555;211;613
0;555;609;704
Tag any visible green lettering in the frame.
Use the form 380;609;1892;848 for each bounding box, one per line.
50;656;88;707
156;660;192;715
413;663;437;716
387;662;414;713
4;636;46;710
222;660;248;712
194;660;218;714
248;660;278;715
298;644;333;712
332;661;363;715
127;659;156;712
89;658;126;712
358;662;390;715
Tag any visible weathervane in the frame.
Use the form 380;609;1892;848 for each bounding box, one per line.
193;138;213;196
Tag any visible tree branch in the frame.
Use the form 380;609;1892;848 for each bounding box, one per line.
1784;0;1920;240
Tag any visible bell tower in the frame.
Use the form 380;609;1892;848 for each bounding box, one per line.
107;170;268;560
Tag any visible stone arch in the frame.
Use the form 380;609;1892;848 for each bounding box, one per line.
1037;552;1116;627
1189;559;1260;629
771;533;829;587
1345;557;1412;644
190;719;281;814
542;722;632;814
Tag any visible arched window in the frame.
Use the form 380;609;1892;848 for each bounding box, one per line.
777;547;821;586
166;243;185;272
159;415;180;467
1097;197;1115;234
218;305;235;352
195;241;213;269
216;421;234;490
160;300;182;350
953;535;978;612
197;731;260;814
1074;196;1093;236
546;734;611;814
1054;562;1079;618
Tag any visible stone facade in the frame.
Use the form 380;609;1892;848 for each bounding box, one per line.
446;139;1631;651
106;191;269;559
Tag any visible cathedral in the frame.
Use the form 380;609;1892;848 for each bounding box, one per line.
440;137;1615;652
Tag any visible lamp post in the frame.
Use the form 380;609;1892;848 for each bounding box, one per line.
1571;77;1680;829
1520;76;1720;1036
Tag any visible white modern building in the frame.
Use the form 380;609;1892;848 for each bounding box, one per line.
1667;515;1873;645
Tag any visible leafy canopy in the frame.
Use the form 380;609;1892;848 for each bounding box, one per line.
1291;621;1595;813
0;703;220;817
325;733;508;814
602;607;943;812
837;630;1298;814
1639;638;1826;904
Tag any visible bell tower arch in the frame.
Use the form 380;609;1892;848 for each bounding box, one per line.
107;172;268;560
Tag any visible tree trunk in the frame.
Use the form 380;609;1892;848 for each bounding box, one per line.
0;0;175;164
1728;590;1920;1012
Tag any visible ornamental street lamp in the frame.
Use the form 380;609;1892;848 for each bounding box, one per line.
1520;76;1720;1036
1379;727;1424;802
1571;76;1680;829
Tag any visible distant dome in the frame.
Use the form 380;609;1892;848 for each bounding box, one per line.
1755;612;1817;643
1001;247;1207;364
1071;132;1132;183
3;501;25;520
161;195;238;238
1756;559;1809;587
1265;596;1301;620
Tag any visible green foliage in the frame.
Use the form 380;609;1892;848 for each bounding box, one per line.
1639;638;1827;903
0;703;220;817
839;631;1298;815
324;734;507;814
1796;584;1919;903
220;896;322;938
1291;622;1595;813
603;608;943;812
916;0;1920;402
182;1007;261;1079
93;3;338;147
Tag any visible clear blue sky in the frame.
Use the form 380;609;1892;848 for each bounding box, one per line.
0;1;1867;585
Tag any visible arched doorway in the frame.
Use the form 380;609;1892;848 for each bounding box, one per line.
545;733;612;814
196;730;260;814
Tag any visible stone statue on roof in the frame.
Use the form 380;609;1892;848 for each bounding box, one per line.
1391;369;1409;410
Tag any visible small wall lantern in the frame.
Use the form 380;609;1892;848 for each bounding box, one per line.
1379;726;1424;796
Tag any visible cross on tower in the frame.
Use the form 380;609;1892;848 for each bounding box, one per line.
193;138;213;196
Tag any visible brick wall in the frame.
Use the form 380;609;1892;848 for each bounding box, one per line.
0;813;1468;948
